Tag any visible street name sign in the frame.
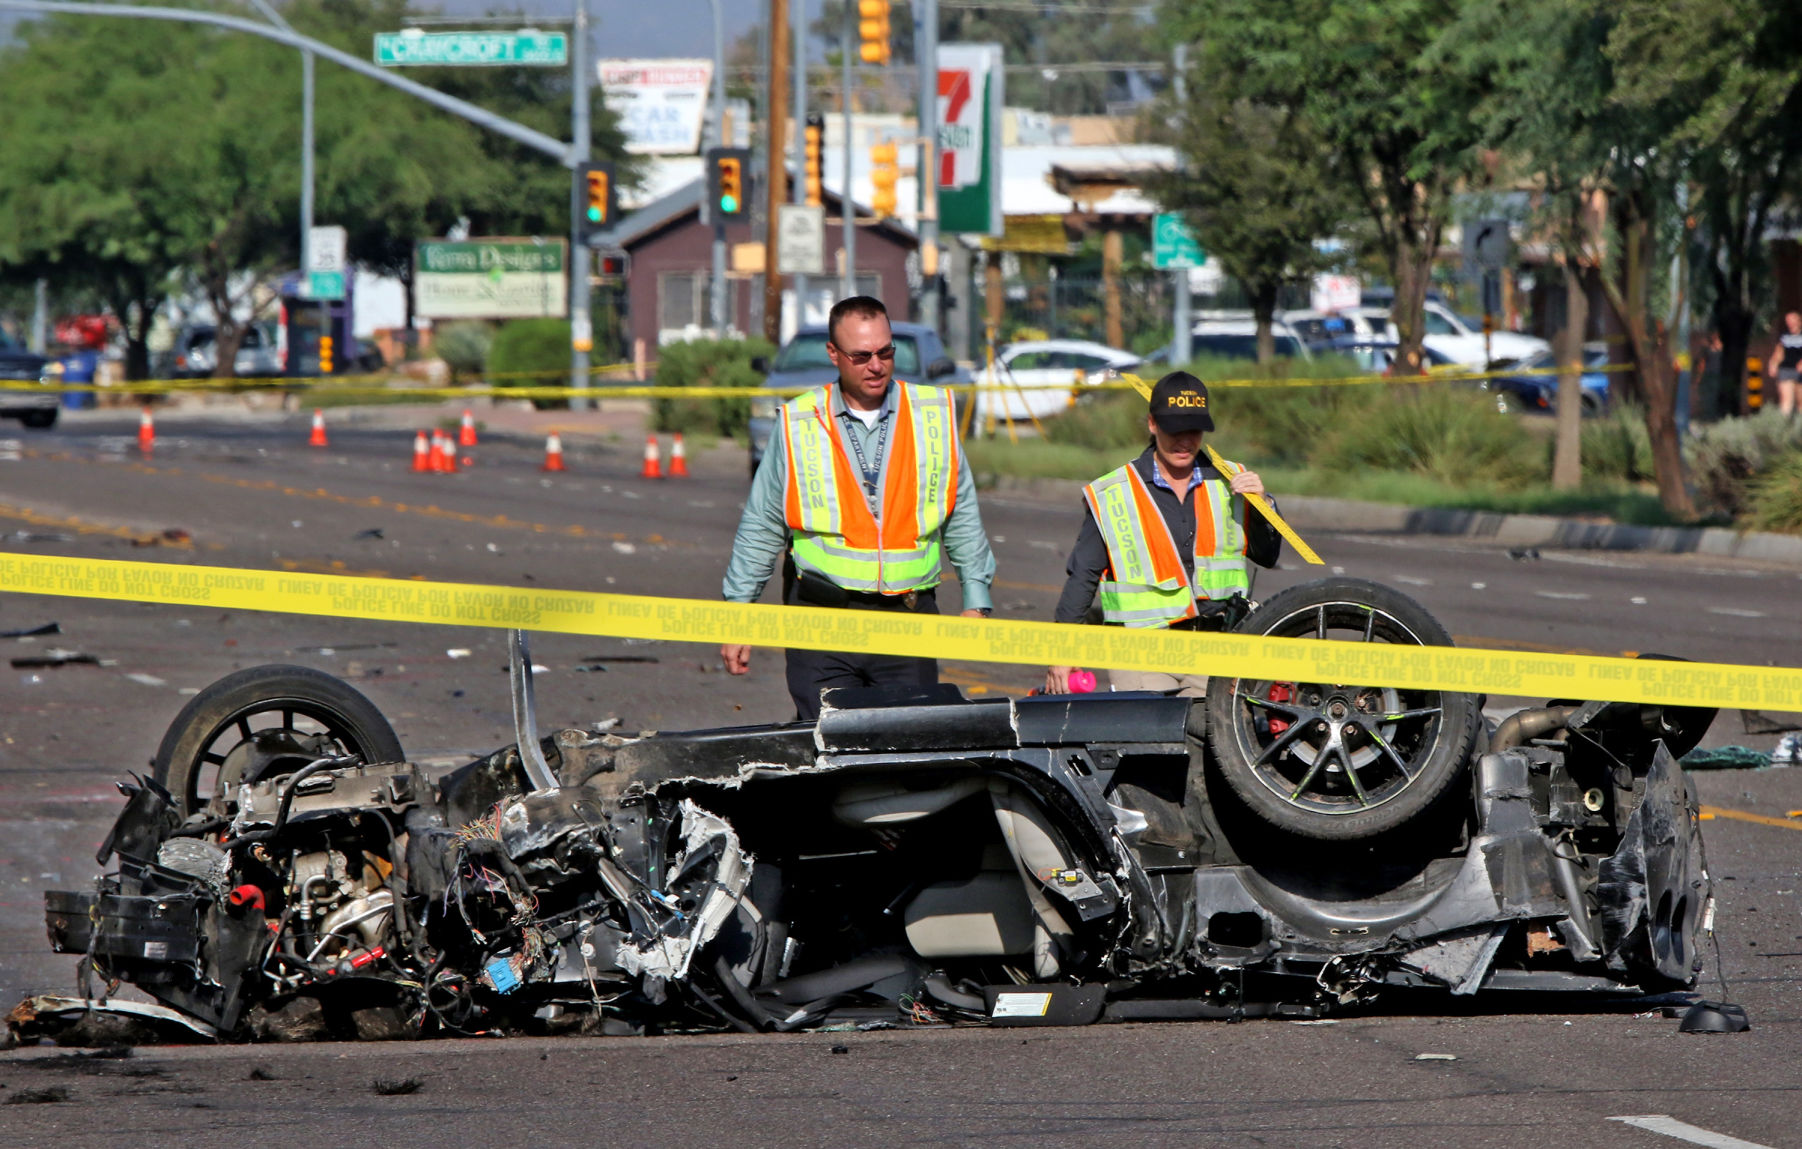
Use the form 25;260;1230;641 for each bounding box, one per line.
415;238;566;320
375;30;569;67
1153;213;1204;269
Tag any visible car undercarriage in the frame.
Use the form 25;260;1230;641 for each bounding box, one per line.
17;577;1715;1043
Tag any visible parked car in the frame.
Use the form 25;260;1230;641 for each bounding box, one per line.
1306;335;1460;374
161;321;283;379
746;322;969;475
0;327;62;429
973;339;1140;423
1488;345;1610;415
1144;316;1313;365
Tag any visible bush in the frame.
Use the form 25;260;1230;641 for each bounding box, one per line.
1579;404;1654;483
1312;385;1544;488
486;318;572;408
432;321;493;382
651;337;774;438
1685;410;1802;518
1745;449;1802;533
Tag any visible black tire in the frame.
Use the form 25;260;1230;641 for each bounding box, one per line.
151;664;403;816
1206;577;1480;842
20;409;56;430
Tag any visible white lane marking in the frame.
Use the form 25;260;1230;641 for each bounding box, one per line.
1393;575;1430;586
1608;1115;1775;1149
1630;596;1648;605
0;438;20;461
1028;540;1058;550
1707;606;1766;618
1535;590;1592;600
1471;582;1487;590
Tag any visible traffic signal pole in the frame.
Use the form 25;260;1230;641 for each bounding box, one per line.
568;0;592;405
763;0;789;344
840;0;856;299
244;0;311;320
791;0;809;326
707;0;728;333
915;0;938;329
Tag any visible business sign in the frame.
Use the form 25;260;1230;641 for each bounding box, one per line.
374;30;568;67
414;239;566;320
936;43;1004;237
1310;274;1361;314
777;204;826;276
303;224;348;301
1151;213;1203;269
598;58;713;155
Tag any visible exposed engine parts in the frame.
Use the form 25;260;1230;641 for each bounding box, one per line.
21;578;1717;1044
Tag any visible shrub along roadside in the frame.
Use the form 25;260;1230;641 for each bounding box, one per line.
487;318;570;407
1745;450;1802;533
651;337;774;438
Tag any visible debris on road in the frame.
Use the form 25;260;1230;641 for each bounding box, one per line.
10;649;112;669
0;622;61;638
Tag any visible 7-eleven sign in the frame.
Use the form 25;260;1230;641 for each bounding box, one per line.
936;43;1003;236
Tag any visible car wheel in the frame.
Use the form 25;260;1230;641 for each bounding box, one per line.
20;410;56;430
151;664;404;816
1206;577;1481;841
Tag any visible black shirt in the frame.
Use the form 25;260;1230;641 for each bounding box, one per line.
1053;445;1283;625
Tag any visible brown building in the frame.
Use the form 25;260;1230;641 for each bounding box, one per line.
590;180;918;355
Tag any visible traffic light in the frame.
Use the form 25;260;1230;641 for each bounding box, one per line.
858;0;891;65
318;334;334;375
579;162;616;242
870;140;898;218
706;147;751;221
804;114;824;207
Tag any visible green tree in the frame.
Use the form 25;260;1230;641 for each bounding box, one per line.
1148;81;1351;363
0;0;632;377
1162;0;1489;373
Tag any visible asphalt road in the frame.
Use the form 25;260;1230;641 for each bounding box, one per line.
0;405;1797;1146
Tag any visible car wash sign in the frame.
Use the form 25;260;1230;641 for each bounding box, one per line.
598;58;714;155
936;43;1004;237
414;239;567;320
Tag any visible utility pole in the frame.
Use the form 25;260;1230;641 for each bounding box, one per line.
839;0;856;299
707;0;728;333
791;0;808;328
247;0;311;313
568;0;592;404
915;0;939;329
763;0;790;344
1170;43;1192;366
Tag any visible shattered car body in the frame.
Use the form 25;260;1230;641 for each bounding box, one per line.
27;578;1715;1042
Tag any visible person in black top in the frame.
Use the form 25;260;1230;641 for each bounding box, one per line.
1045;373;1282;696
1765;310;1802;417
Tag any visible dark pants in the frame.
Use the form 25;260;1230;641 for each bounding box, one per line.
784;588;940;722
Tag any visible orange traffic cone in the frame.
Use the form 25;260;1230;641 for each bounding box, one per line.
669;432;689;477
458;408;478;447
542;432;566;473
640;434;662;479
308;408;328;448
411;430;431;473
137;407;155;453
436;429;458;473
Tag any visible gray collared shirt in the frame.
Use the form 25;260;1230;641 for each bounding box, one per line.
722;382;995;609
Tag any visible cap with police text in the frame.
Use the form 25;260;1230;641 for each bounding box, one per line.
1150;371;1214;432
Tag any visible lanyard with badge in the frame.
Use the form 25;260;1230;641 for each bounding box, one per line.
842;410;889;516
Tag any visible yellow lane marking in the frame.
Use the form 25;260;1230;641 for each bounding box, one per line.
1699;805;1802;832
0;502;194;549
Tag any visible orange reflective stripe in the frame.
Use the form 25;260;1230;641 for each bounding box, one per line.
1126;467;1188;585
882;387;919;549
1192;472;1217;558
824;404;882;549
783;413;805;530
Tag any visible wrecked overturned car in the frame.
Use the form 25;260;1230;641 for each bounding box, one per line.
24;577;1715;1042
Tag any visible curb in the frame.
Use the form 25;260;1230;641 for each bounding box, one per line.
980;476;1802;566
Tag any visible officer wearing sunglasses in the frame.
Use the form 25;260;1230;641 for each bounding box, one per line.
721;295;996;720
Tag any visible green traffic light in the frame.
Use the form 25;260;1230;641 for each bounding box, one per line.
720;195;738;213
586;206;603;223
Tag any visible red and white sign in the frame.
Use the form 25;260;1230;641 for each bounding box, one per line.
598;58;714;155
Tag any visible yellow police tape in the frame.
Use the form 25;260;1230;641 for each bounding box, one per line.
0;360;1626;401
2;551;1797;711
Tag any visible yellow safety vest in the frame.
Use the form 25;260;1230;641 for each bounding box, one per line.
1082;462;1250;627
782;382;958;595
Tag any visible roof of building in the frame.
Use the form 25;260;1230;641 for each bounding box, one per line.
590;175;917;251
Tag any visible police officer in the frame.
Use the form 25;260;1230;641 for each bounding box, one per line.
721;296;996;720
1046;371;1281;695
